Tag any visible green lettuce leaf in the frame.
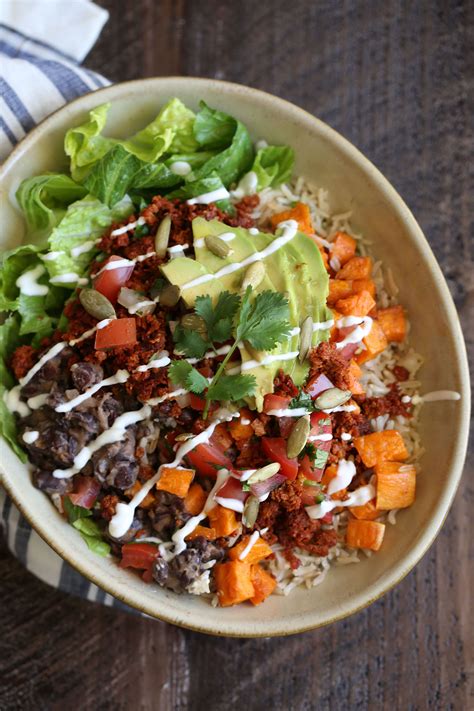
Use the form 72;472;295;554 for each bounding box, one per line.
82;146;142;206
252;145;295;189
45;194;133;283
15;174;87;246
194;101;237;149
65;103;113;182
0;315;27;461
167;171;231;209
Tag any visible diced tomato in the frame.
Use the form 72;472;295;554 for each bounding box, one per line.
278;417;295;439
119;542;158;571
263;394;292;414
339;343;358;360
93;255;135;303
305;413;333;481
214;476;248;510
94;317;137;350
262;437;298;480
321;512;333;524
68;476;100;509
188;393;218;414
186;443;235;478
141;567;154;583
306;373;333;399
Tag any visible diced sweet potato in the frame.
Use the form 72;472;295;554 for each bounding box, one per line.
328;279;353;306
156;467;195;498
250;565;277;605
353;430;409;468
330;231;357;266
185;525;217;541
211;423;233;452
214;561;255;607
348;359;365;395
207;505;238;537
352;278;376;298
124;481;155;509
270;202;313;235
356;320;388;364
336;290;376;317
184;482;207;515
229;535;273;563
318;244;329;270
375;461;416;509
229;413;254;441
350;499;381;520
321;464;347;500
337;256;372;280
346;519;385;551
377;305;407;343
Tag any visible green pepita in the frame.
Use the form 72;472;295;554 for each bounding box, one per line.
204;234;233;258
298;315;313;363
247;463;281;485
241;261;266;291
79;288;116;321
154;216;171;257
286;415;311;459
159;284;181;307
242;495;260;528
180;313;208;336
314;387;352;410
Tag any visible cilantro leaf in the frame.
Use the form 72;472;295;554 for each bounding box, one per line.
194;291;240;343
173;324;210;358
236;288;291;351
207;373;256;402
168;360;209;394
314;448;329;469
289;391;314;410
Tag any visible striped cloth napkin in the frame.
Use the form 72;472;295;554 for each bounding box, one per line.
0;0;131;611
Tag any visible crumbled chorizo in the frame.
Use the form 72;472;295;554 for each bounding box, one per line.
307;342;352;390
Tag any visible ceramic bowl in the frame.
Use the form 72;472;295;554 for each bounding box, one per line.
0;78;470;636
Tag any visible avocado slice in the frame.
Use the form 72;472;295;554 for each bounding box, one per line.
161;217;332;409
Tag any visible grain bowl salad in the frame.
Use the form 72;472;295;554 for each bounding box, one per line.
1;98;461;607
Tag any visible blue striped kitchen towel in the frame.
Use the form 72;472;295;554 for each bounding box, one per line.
0;0;132;611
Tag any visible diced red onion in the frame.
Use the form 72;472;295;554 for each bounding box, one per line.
307;373;333;398
118;287;155;316
249;472;286;498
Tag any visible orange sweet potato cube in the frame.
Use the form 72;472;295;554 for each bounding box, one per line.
352;278;376;298
346;519;385;551
185;525;217;541
250;565;277;605
156;467;195;498
350;499;381;520
125;481;155;509
328;279;353;306
336;290;376;317
214;561;255;607
375;461;416;509
353;430;409;468
356;320;388;364
337;256;372;280
270;202;313;235
377;305;407;343
330;231;357;266
229;536;273;564
207;505;238;537
184;482;207;515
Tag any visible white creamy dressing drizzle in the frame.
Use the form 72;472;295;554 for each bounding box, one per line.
69;318;112;345
22;430;39;444
50;273;88;286
93;251;156;278
334;315;373;349
185;344;232;365
167;244;189;259
53;405;152;479
214;494;244;513
266;407;310;418
169;160;192;176
327;459;356;495
126;298;156;315
288;319;334;337
238;469;256;482
341;432;352;441
187;187;230;205
308;433;333;442
194;232;236;249
20;341;67;387
41;251;65;261
238;530;260;560
146;388;187;407
231;170;258;199
324;404;358;413
180;220;298;291
27;393;49;409
110;217;146;237
227;350;299;376
241;418;251;425
418;390;461;403
135;355;171;373
306;484;375;520
4;387;30;417
108;412;238;541
55;369;130;413
15;265;49;296
248;227;259;236
71;240;95;258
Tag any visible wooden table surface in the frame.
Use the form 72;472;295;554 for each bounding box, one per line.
1;2;472;709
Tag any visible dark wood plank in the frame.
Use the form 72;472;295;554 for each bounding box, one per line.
1;1;472;709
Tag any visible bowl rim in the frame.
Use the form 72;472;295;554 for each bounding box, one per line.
0;76;470;637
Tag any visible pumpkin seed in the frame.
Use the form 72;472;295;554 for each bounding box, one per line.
175;432;193;443
159;284;181;307
314;387;352;410
242;495;260;528
298;316;313;363
79;288;116;321
286;415;311;459
154;216;171;257
241;261;266;291
180;313;207;336
204;234;233;258
243;341;265;362
247;462;281;485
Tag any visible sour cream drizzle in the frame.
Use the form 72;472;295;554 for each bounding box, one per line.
180;220;298;291
334;316;373;349
71;240;95;258
55;369;130;413
238;530;260;560
327;459;356;495
306;483;375;520
93;251;156;278
22;430;39;444
186;187;230;205
16;265;49;296
110;217;146;237
50;273;88;285
169;160;192;176
308;433;333;442
227;349;300;376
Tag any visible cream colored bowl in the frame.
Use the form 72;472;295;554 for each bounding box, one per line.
0;78;470;636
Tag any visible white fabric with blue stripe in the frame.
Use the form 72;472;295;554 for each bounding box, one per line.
0;0;132;611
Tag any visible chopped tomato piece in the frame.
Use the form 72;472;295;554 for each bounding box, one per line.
186;443;235;478
119;542;158;571
188;393;218;414
263;394;292;414
68;475;100;509
262;437;298;480
94;318;137;350
214;476;248;511
304;412;333;481
93;255;134;303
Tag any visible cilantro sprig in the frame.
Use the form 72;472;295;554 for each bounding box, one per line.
171;287;291;418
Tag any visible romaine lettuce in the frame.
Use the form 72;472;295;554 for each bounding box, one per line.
252;145;295;190
0;315;27;461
